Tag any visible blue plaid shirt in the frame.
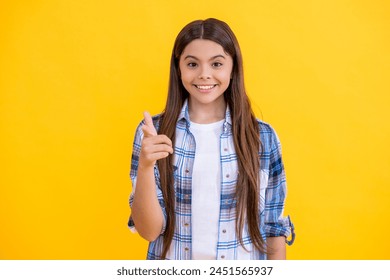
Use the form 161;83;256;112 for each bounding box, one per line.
128;100;294;259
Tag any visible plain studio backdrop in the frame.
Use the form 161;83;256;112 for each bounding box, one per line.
0;0;389;259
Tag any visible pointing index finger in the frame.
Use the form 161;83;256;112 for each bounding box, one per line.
143;111;158;136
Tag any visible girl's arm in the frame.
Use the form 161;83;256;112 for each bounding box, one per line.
266;236;286;260
131;164;164;241
262;123;294;258
131;112;173;242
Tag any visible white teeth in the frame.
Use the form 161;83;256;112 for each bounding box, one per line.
196;85;215;90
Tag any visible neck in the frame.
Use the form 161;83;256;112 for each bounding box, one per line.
188;99;226;124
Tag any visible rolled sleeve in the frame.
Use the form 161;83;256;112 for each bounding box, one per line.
263;215;295;245
127;121;167;235
263;126;295;245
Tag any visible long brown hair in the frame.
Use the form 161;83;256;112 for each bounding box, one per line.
158;18;264;259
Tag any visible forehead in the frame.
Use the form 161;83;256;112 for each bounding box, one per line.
181;39;229;59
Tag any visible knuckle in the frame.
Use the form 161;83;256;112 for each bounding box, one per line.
142;146;151;153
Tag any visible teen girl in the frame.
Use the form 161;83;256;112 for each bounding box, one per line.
128;18;294;260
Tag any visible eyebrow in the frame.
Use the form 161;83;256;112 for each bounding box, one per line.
183;54;226;61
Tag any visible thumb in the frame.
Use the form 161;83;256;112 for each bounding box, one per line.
143;111;158;136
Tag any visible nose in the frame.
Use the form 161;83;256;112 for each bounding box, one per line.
198;66;211;79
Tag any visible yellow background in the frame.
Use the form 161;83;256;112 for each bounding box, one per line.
1;0;389;260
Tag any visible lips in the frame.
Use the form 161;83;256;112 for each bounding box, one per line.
194;84;216;90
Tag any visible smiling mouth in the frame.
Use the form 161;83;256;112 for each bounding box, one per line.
194;85;217;90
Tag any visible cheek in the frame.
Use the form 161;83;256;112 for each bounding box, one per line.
217;71;233;84
179;73;192;91
180;71;194;85
179;62;193;81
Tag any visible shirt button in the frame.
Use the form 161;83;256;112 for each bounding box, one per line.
185;169;190;174
226;174;230;178
221;255;225;259
222;229;226;233
224;148;228;152
185;247;189;251
184;194;190;199
184;223;189;227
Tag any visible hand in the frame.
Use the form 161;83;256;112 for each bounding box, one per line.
139;111;173;169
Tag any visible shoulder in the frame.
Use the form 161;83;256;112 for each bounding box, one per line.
256;119;281;150
256;119;274;134
256;119;278;139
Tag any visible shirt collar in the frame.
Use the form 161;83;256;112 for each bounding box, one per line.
178;99;191;124
177;99;232;131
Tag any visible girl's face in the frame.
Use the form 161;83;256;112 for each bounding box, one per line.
179;39;233;112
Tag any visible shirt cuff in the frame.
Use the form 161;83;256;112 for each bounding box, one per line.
127;210;167;235
264;215;295;246
128;216;137;233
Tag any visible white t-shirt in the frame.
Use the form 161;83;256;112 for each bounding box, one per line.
189;119;224;260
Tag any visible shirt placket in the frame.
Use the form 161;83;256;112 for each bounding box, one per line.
181;128;195;260
216;127;234;260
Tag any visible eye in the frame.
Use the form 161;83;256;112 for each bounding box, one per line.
212;62;223;68
187;62;197;68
